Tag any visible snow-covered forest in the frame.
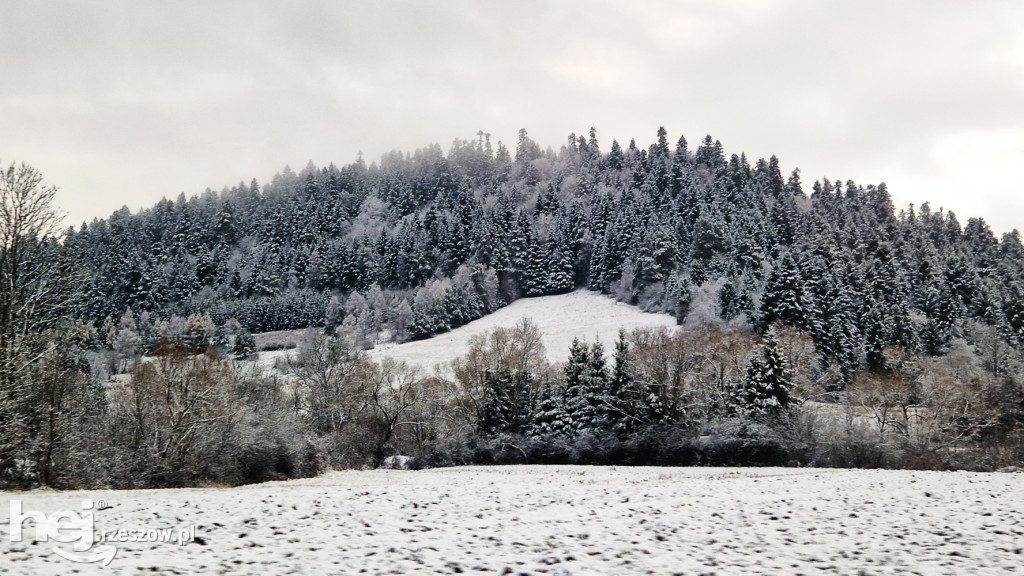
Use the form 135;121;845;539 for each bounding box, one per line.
66;128;1024;374
1;127;1023;489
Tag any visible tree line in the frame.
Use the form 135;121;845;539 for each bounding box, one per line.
61;127;1024;391
2;121;1023;486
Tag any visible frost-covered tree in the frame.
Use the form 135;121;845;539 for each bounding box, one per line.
477;368;533;435
760;252;811;331
549;339;616;434
409;280;451;340
609;329;665;433
113;308;142;372
228;326;255;358
324;295;344;335
0;162;81;483
731;331;793;415
718;280;740;321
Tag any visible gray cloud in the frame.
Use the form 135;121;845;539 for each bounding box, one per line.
2;0;1022;233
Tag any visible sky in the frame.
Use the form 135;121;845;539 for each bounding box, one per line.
2;0;1023;234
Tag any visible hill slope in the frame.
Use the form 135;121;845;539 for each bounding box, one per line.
368;290;677;368
64;128;1024;390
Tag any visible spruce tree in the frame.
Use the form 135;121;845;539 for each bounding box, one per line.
719;280;740;320
732;331;793;415
609;329;665;433
547;240;575;294
231;328;257;359
760;252;810;331
478;368;533;435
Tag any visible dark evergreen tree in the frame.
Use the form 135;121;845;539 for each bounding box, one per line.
731;331;793;415
718;280;740;320
478;368;533;435
231;328;257;359
609;329;665;433
760;252;811;331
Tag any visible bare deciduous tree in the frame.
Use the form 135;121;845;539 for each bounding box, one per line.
0;162;80;483
113;346;241;484
365;358;425;463
289;334;368;433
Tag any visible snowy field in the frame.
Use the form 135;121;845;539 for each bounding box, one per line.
3;465;1022;575
369;290;679;369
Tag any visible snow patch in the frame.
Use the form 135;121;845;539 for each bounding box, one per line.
369;290;678;369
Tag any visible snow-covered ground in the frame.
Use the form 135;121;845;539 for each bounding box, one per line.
248;291;677;374
369;290;679;369
3;466;1022;575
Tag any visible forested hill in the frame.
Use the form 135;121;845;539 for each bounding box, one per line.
65;128;1024;385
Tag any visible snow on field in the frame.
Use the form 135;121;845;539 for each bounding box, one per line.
3;466;1022;575
369;290;679;369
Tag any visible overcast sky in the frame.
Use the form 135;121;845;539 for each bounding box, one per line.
3;0;1023;234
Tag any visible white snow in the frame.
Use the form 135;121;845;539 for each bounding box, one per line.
248;291;677;374
368;290;679;369
3;466;1023;575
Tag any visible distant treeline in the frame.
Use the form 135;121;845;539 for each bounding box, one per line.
5;132;1024;490
65;127;1024;389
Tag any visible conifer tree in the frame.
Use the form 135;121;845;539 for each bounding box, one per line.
231;328;257;359
609;329;665;433
718;280;740;320
547;239;575;294
760;252;810;331
732;331;793;415
478;368;533;435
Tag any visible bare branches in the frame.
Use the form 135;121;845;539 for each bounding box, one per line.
109;350;242;483
0;162;81;484
288;335;367;433
0;162;64;248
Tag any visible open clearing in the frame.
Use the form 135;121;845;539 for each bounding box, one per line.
368;290;679;369
3;465;1022;575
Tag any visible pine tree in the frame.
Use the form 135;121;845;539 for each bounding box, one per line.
478;368;533;435
552;338;616;435
231;328;257;359
861;303;890;371
609;329;665;433
719;280;740;320
521;235;548;296
667;274;692;325
731;331;793;415
582;341;614;432
815;283;861;385
760;252;811;331
515;128;542;164
546;239;575;294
